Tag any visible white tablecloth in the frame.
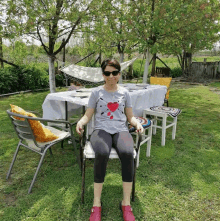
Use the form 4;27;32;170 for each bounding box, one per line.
42;84;167;120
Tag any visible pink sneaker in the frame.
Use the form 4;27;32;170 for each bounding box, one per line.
89;206;101;221
120;202;135;221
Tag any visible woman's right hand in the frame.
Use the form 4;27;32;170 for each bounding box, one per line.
76;121;84;135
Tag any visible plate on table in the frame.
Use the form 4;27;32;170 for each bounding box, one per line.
71;92;91;98
136;84;149;87
129;88;141;92
76;88;93;92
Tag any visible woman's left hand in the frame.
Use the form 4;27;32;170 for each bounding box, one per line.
135;122;144;133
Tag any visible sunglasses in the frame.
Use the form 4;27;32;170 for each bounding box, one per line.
103;70;120;76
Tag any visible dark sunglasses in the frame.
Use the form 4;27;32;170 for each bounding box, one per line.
103;70;120;76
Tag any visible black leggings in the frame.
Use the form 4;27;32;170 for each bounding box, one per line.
90;129;134;183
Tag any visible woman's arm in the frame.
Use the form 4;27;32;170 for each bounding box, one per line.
76;108;95;135
125;107;144;133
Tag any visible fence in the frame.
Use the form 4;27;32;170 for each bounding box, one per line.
190;60;220;80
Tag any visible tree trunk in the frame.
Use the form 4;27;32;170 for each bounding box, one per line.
188;52;192;76
184;51;188;75
0;37;3;68
143;49;150;83
151;53;157;76
48;56;56;93
126;54;133;80
99;50;102;65
119;52;124;84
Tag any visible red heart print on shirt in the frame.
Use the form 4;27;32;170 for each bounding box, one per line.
107;102;119;112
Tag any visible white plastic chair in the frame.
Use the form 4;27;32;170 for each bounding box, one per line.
80;116;152;203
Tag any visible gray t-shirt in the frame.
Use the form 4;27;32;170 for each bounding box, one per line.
88;85;132;134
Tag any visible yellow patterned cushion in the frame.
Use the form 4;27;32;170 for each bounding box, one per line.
10;104;59;142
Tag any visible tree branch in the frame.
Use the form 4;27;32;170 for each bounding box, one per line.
0;57;19;68
37;23;49;54
54;16;81;55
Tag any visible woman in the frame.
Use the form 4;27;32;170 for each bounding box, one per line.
76;59;144;221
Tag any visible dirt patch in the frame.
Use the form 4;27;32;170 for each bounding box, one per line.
209;87;220;95
3;192;16;206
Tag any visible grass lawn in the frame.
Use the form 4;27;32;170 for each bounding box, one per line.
0;81;220;220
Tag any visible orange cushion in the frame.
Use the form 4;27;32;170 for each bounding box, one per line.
10;104;58;142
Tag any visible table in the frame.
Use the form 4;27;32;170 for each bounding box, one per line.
42;84;167;121
42;84;167;171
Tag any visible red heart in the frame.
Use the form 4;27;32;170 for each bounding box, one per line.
107;102;119;112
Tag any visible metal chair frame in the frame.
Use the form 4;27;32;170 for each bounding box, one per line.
6;110;79;194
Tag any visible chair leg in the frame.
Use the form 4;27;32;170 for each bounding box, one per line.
6;141;21;179
61;140;64;150
136;149;140;168
81;158;86;204
146;126;152;157
49;147;53;155
161;116;167;146
172;117;177;140
152;117;157;135
131;158;136;202
28;151;47;194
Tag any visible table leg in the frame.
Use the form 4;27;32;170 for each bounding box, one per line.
65;101;68;128
81;106;86;171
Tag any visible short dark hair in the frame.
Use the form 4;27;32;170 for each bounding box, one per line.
101;59;121;73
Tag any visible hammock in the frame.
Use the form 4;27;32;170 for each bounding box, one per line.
60;57;138;85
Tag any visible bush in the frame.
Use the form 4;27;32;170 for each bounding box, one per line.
170;67;182;78
55;72;67;87
0;67;20;94
133;59;145;78
0;64;49;94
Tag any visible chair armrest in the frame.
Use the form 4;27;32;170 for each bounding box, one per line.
8;111;72;127
26;110;40;115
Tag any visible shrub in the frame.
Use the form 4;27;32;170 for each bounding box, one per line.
0;67;20;94
133;59;145;78
170;67;182;78
0;64;49;94
55;72;67;87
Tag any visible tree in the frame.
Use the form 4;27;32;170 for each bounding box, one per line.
83;0;139;82
127;0;220;77
5;0;98;92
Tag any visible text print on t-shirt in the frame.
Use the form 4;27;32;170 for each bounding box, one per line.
98;96;125;120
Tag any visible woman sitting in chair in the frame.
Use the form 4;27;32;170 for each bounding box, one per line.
76;59;144;221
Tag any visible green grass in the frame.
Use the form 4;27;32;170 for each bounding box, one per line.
0;82;220;220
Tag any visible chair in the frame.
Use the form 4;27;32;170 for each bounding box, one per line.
143;106;181;146
80;116;152;204
150;77;172;107
156;67;170;77
6;110;79;194
129;117;153;167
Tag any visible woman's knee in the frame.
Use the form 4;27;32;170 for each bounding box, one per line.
90;130;112;158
